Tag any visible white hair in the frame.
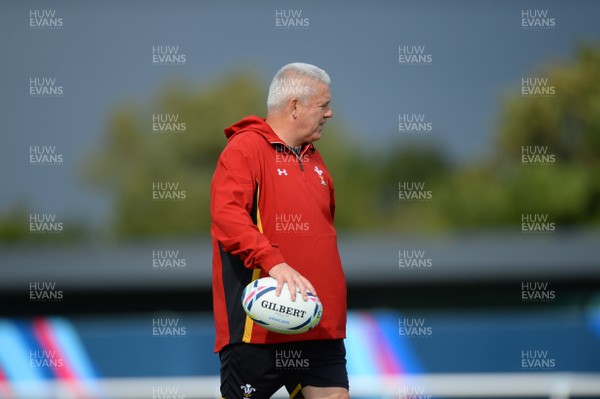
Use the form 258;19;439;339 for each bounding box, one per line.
266;62;330;113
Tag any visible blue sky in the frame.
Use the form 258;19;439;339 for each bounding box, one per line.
1;0;599;224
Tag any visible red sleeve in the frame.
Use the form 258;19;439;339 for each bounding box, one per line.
210;140;285;273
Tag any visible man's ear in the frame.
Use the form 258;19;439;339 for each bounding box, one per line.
289;98;298;119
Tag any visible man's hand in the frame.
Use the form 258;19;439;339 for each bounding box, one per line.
268;263;316;302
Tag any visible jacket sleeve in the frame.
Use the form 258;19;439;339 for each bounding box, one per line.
210;141;285;273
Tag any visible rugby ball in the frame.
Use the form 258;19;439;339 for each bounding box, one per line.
241;277;322;334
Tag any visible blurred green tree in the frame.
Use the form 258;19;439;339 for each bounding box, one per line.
86;72;265;237
85;71;397;236
431;45;600;229
83;46;600;238
497;45;600;225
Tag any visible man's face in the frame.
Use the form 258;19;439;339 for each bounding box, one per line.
295;82;333;144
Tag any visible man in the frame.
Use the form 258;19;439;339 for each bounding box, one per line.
210;63;349;399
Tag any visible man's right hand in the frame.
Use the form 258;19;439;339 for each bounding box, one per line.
268;263;316;302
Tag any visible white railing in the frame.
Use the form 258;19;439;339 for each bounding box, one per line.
2;373;600;399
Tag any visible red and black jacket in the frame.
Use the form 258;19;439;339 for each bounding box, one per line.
210;115;347;352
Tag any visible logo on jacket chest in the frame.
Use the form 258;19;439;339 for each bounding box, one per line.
273;159;328;187
313;166;327;186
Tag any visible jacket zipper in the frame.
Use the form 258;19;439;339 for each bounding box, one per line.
272;141;307;172
296;154;304;171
